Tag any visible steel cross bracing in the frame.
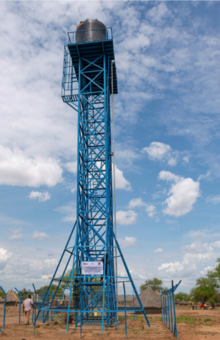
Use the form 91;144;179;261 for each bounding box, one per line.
34;32;150;333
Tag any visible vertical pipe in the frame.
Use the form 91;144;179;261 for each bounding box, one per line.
160;290;163;323
102;53;108;333
111;60;118;321
123;283;127;338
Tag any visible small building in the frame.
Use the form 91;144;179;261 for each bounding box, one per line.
134;288;161;314
117;295;133;307
6;290;20;306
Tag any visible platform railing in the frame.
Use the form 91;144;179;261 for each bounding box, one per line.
67;27;113;44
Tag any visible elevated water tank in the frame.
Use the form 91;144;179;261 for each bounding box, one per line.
75;19;107;43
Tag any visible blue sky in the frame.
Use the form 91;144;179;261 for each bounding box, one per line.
0;1;220;294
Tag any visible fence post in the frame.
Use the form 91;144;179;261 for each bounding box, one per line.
160;290;163;321
170;290;173;333
133;289;135;321
32;284;37;324
28;290;35;324
123;282;127;338
0;286;7;329
15;288;22;325
172;280;178;338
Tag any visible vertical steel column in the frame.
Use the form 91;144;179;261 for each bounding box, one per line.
123;283;127;338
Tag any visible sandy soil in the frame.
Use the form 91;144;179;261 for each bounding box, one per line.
1;305;220;339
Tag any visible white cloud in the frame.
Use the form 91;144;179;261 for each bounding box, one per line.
128;198;156;218
146;205;156;217
154;248;163;253
0;146;62;187
70;186;77;194
64;161;77;174
115;166;131;191
159;171;179;182
0;248;12;263
181;240;213;254
159;239;215;277
183;156;189;164
128;198;146;208
116;210;137;225
168;157;177;166
142;142;177;166
211;241;220;248
159;171;200;217
206;195;220;204
55;202;76;223
32;231;49;241
8;234;23;241
166;219;177;225
28;191;51;202
119;236;137;248
198;171;211;181
200;266;213;275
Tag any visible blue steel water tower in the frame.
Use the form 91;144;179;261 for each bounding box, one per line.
35;19;149;332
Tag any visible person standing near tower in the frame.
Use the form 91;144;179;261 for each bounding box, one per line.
23;295;35;325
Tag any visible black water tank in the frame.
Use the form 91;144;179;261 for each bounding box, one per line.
75;19;107;43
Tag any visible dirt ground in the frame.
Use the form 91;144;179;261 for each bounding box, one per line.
1;305;220;339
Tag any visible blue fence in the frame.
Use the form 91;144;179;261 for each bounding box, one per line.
160;280;181;338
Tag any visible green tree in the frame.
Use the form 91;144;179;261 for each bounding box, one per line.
37;284;63;297
190;277;218;303
174;292;190;302
140;278;163;292
19;288;30;300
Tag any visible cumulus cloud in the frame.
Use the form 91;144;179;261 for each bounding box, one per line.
159;240;215;277
154;248;163;253
146;205;156;217
116;210;137;225
32;231;49;241
0;146;62;187
129;198;146;208
181;240;213;254
200;266;213;275
119;236;137;248
159;171;200;217
143;142;177;166
115;166;131;191
0;248;12;263
8;229;23;241
128;197;157;218
64;161;77;174
28;191;51;202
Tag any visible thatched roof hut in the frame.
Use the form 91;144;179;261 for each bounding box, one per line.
6;290;19;304
117;295;133;303
0;296;4;303
134;288;161;308
175;299;181;304
179;300;188;305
